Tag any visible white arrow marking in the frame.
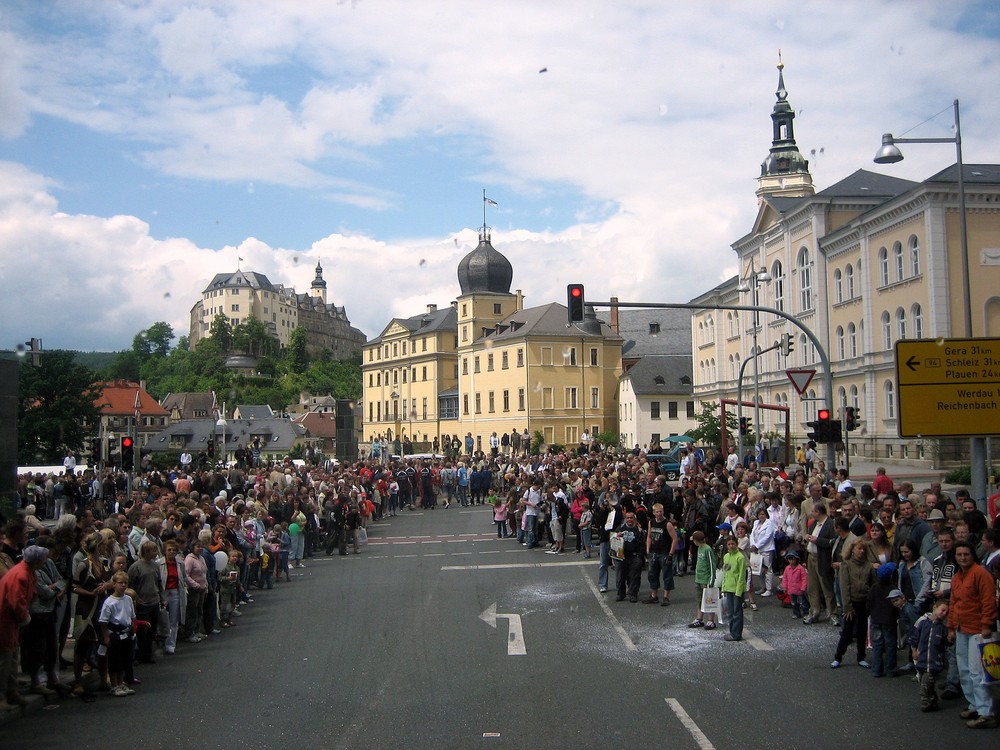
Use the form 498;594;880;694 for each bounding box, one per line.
479;603;527;656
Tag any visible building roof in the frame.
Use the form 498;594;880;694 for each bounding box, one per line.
924;163;1000;185
160;392;216;419
479;302;621;343
815;168;918;199
202;270;277;294
625;355;694;396
233;405;275;420
292;412;338;438
617;309;693;358
147;417;306;454
94;381;169;417
368;304;458;345
457;232;514;295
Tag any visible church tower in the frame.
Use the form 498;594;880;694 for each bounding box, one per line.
455;222;521;350
756;55;815;202
310;260;327;304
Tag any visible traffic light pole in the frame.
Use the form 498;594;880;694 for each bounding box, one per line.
586;299;838;471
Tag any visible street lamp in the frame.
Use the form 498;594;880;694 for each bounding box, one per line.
216;414;228;467
737;259;772;461
874;98;986;502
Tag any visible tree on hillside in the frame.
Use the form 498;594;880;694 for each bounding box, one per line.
209;313;233;351
286;326;310;374
18;351;101;464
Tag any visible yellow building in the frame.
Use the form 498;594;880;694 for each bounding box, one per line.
691;62;1000;463
362;229;623;451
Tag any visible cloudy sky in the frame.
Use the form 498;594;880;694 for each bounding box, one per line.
1;1;998;353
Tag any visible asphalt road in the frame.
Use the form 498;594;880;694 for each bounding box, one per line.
4;506;998;749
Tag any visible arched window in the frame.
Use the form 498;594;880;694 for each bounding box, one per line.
884;380;896;420
726;312;734;338
849;385;859;410
912;303;923;339
710;358;717;382
878;247;889;287
845;264;855;299
881;311;892;349
728;354;735;380
799;333;808;365
834;269;843;303
798;247;812;311
733;352;741;380
848;323;858;358
771;261;785;312
838;386;847;412
697;321;704;346
893;241;904;281
707;316;715;343
909;235;920;276
836;326;845;360
896;307;907;340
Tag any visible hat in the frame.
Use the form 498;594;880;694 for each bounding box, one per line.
717;522;733;531
784;550;801;560
927;509;946;521
22;545;49;564
887;588;905;600
876;562;897;581
581;470;590;477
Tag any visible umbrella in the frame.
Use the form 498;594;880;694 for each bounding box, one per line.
667;435;695;444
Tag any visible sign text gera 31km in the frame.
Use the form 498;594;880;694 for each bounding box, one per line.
895;338;1000;438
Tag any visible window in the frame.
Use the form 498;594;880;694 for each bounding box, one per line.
393;343;398;357
462;325;468;342
846;265;855;299
231;304;240;312
487;353;494;371
649;322;660;335
848;323;858;358
651;401;661;419
475;393;481;414
502;351;509;369
517;349;524;367
591;387;599;409
798;247;812;311
411;368;416;381
393;369;399;385
566;425;578;445
422;365;427;380
893;241;904;281
836;326;845;360
461;304;468;317
541;347;553;365
422;398;428;420
896;307;907;340
912;303;923;339
567;347;578;366
590;348;598;366
463;394;469;415
771;261;784;312
474;356;480;373
668;401;678;419
494;303;502;314
402;341;407;355
488;391;495;413
402;369;407;383
909;235;920;276
565;387;578;409
542;387;554;409
881;311;892;349
503;390;510;412
687;401;696;418
884;380;896;419
878;247;889;287
834;269;843;303
462;358;468;376
518;388;526;411
422;338;427;352
706;316;715;343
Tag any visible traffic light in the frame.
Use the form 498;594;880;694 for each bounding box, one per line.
120;436;135;470
779;332;794;357
739;416;751;436
567;284;585;323
845;406;858;432
806;409;842;444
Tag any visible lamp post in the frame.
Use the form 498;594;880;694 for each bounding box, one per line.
216;414;227;467
874;98;985;503
737;259;772;462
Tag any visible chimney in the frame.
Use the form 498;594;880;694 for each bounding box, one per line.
450;300;458;309
515;289;524;311
427;303;437;314
610;296;620;334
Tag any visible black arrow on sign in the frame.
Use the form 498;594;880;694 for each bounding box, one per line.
906;355;920;372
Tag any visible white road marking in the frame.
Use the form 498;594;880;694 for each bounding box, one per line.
665;698;716;750
396;554;417;558
450;551;471;555
442;560;597;571
480;550;501;555
421;540;442;544
582;569;637;652
741;628;774;651
479;603;526;656
425;553;446;557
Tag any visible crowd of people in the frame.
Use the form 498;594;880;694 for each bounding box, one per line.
2;441;999;729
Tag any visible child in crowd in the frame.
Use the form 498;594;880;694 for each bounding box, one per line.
909;600;950;712
734;522;757;611
579;501;593;558
688;530;718;630
98;571;136;697
721;536;748;642
277;524;292;582
219;550;241;626
867;563;901;677
493;495;509;538
782;550;808;618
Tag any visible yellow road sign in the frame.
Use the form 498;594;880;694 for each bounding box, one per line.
895;338;1000;437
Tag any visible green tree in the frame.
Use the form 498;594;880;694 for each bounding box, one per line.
286;326;310;374
18;351;101;464
209;313;233;351
689;401;738;449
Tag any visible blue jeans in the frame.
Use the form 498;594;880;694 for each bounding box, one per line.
524;514;538;548
495;520;508;538
581;527;593;556
724;592;744;640
870;623;897;676
647;552;675;593
956;632;994;716
598;541;611;589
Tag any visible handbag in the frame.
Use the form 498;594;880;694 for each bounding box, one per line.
357;527;369;548
610;532;625;561
749;552;764;576
701;586;723;618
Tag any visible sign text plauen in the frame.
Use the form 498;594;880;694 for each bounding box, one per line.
895;338;1000;438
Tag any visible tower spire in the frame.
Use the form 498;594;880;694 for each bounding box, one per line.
755;53;814;202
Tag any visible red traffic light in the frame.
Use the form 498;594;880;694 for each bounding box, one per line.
122;437;135;449
817;409;831;421
569;286;582;298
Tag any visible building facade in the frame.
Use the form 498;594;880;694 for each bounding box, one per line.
188;261;366;359
691;62;1000;463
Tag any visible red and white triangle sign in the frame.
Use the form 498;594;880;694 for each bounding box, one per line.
785;368;816;396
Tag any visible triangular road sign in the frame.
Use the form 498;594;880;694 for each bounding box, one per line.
786;368;816;396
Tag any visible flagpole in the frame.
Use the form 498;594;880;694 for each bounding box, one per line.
482;188;487;234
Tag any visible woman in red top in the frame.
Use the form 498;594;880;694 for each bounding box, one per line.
158;541;187;655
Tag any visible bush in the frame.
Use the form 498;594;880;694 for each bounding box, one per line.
944;465;998;484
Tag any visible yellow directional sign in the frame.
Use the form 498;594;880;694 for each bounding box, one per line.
895;338;1000;438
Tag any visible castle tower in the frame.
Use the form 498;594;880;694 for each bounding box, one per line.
310;260;327;304
756;54;815;202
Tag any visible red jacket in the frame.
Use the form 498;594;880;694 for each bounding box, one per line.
0;561;36;651
947;563;997;635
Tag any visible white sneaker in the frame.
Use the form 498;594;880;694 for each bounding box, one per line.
760;591;773;597
186;635;202;643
